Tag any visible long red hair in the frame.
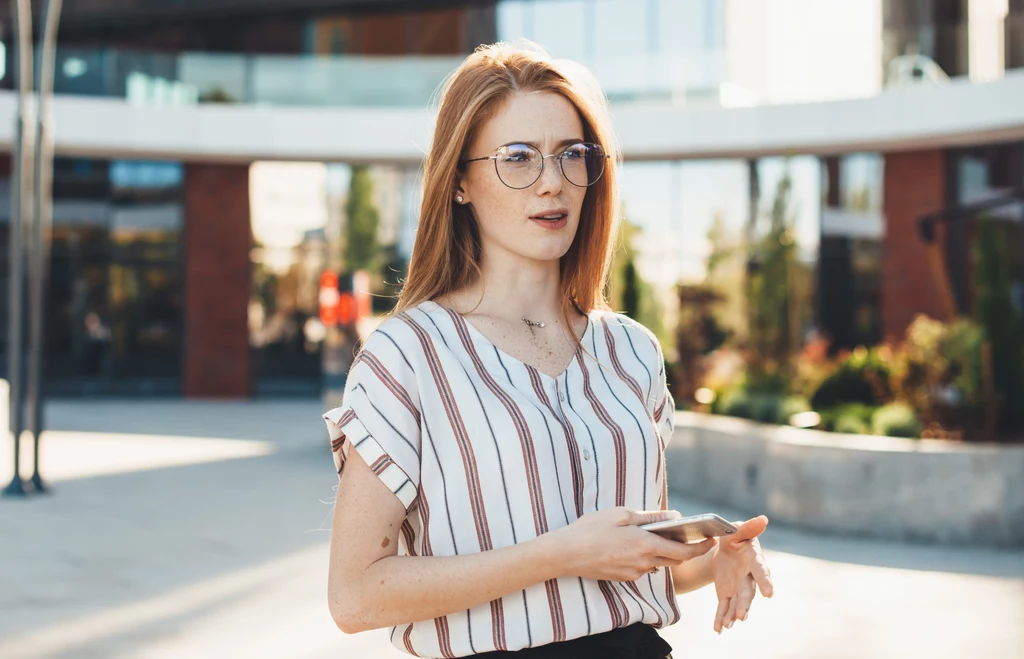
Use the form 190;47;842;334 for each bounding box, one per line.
396;41;621;332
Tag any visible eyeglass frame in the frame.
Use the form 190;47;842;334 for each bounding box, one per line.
460;141;611;190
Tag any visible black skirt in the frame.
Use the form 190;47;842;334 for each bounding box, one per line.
467;623;673;658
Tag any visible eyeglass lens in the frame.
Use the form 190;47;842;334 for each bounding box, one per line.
494;143;606;189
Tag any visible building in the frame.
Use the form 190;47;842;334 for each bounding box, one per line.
0;0;1021;398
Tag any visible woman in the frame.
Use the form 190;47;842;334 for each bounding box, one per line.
324;42;773;659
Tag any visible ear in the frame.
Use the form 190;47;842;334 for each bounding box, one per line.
453;177;468;204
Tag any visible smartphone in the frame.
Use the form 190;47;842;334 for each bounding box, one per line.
639;513;738;544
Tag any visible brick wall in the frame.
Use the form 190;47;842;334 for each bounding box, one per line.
183;163;251;398
881;149;955;342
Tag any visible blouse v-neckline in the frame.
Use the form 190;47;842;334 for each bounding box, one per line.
424;300;594;382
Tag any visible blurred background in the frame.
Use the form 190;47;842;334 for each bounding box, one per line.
0;1;1022;658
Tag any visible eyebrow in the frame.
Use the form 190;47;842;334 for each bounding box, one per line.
499;138;584;150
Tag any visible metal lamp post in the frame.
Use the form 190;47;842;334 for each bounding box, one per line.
3;0;63;497
3;0;37;498
25;0;64;494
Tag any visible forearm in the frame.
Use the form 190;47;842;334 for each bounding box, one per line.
334;531;565;632
671;545;716;595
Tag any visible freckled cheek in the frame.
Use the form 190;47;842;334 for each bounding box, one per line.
475;187;528;223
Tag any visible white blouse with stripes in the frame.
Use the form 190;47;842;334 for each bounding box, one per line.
324;300;677;658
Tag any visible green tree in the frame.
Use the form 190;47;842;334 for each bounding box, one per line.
344;166;380;272
974;217;1024;434
703;210;747;341
607;213;666;345
622;260;640;320
745;172;798;392
705;211;736;279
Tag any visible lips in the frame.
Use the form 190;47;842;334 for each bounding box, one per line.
529;208;569;222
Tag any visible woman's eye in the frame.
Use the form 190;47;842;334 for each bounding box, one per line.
501;149;533;163
563;147;586;159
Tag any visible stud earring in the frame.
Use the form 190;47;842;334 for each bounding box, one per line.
456;195;464;204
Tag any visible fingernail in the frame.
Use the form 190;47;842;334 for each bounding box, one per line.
727;620;734;629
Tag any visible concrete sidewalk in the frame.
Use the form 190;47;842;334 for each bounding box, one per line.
1;400;1022;659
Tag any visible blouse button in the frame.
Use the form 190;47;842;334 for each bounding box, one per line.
583;448;591;461
558;392;565;402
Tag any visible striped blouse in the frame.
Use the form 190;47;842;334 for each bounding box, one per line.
324;300;677;658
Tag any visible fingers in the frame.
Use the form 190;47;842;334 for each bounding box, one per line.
752;553;774;598
724;597;738;629
729;515;769;543
713;595;730;634
627;508;681;526
652;535;717;563
733;574;757;621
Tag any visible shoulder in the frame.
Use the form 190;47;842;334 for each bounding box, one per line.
590;309;663;357
355;301;450;363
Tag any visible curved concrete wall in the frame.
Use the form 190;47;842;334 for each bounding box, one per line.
0;69;1023;164
666;411;1024;548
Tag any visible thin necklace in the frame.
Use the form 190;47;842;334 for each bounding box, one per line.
521;317;547;329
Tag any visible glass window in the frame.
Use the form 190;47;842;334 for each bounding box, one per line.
0;157;185;395
840;153;884;213
591;0;648;96
249;161;329;393
953;142;1024;313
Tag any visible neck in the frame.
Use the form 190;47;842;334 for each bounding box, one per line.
465;250;565;323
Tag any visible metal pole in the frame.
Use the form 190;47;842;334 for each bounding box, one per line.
26;0;63;494
3;0;36;498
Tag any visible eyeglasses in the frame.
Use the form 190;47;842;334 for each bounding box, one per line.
461;142;610;190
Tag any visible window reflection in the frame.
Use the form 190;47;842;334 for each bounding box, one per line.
953;142;1024;313
249;162;329;394
0;158;186;395
819;153;885;351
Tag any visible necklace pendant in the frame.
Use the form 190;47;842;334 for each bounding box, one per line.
521;317;546;329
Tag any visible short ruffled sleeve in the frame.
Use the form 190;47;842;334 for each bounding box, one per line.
323;330;422;513
650;341;676;446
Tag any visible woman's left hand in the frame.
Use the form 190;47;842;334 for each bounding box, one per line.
709;515;774;634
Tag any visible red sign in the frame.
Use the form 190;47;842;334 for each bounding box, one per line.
319;271;340;326
337;291;357;325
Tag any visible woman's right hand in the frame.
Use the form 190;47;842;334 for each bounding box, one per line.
552;508;718;582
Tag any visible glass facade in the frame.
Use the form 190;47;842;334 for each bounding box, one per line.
498;0;725;102
951;141;1024;314
882;0;1024;83
0;158;185;396
246;161;421;394
818;154;885;351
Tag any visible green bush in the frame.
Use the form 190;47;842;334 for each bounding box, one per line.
780;395;812;424
718;388;753;419
872;403;921;438
810;348;892;409
749;393;783;423
717;388;794;424
818;403;877;433
892;315;983;432
834;414;870;435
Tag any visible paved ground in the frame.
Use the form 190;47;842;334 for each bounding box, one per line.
0;399;1022;659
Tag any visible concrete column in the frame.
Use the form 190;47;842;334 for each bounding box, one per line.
183;163;252;398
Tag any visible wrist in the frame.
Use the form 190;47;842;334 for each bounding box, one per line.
530;526;574;581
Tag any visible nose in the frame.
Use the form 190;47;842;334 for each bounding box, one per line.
534;154;564;196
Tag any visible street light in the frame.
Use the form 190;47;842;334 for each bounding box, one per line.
25;0;65;494
3;0;36;498
3;0;63;498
